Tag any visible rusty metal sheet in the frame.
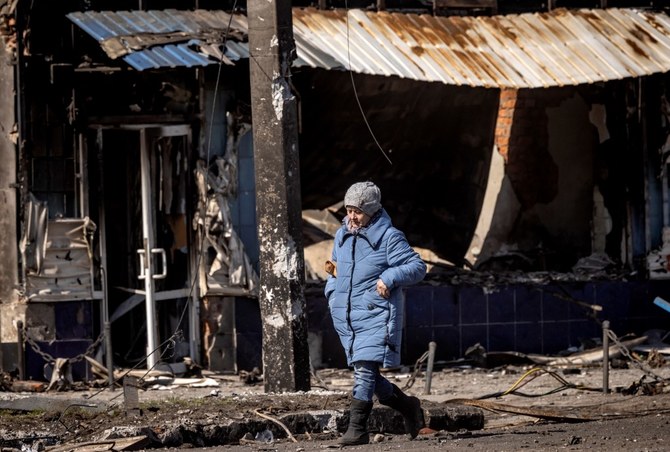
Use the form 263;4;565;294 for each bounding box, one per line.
68;7;670;88
67;9;249;70
292;7;670;88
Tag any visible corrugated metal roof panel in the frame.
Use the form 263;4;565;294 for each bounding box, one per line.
67;9;249;70
291;7;670;88
67;7;670;88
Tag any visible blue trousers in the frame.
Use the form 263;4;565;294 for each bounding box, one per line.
352;361;394;402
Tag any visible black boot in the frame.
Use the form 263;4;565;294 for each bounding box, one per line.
378;384;424;439
340;399;373;446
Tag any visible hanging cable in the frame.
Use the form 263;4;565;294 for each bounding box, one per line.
476;368;603;400
344;2;393;165
174;0;240;335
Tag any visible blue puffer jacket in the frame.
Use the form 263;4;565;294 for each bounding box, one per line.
324;209;426;368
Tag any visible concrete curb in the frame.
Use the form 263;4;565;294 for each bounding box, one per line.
1;393;485;448
92;404;485;447
0;395;108;413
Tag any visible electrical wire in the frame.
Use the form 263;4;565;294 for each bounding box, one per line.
476;368;602;400
171;1;239;340
344;2;393;165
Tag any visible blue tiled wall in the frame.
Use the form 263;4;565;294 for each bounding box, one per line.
25;340;93;381
25;301;96;381
306;280;670;368
235;297;263;371
55;301;94;340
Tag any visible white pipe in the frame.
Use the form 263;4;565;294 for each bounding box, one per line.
96;127;113;386
140;128;159;369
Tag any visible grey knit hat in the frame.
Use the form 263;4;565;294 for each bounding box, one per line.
344;182;382;216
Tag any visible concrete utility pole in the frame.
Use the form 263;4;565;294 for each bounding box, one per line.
0;41;19;309
247;0;311;392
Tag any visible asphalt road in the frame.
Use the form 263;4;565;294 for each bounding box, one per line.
170;366;670;452
160;411;669;451
2;365;670;451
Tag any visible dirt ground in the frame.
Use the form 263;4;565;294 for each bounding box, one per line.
1;362;670;451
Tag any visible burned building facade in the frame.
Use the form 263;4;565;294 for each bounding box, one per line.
1;0;670;382
0;1;262;380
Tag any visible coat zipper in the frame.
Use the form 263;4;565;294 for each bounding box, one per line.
347;234;356;359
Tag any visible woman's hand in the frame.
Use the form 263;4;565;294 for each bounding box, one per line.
376;279;390;299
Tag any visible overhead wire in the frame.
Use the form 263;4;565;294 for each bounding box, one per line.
344;2;393;165
167;0;241;364
93;2;393;396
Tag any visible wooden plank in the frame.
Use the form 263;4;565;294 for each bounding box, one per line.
10;380;47;392
434;0;497;7
46;435;150;452
633;344;670;355
84;355;172;382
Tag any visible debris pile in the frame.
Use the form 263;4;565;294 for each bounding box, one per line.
0;0;17;57
647;226;670;279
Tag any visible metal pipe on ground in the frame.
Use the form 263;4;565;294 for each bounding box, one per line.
17;320;24;380
424;341;437;395
602;320;610;395
105;321;114;390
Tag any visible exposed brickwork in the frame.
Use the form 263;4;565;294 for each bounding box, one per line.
495;88;558;209
495;88;516;161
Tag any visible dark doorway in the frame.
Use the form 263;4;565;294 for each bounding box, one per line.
89;126;195;369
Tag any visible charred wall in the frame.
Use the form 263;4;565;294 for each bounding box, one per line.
294;69;500;265
476;82;652;274
482;87;599;271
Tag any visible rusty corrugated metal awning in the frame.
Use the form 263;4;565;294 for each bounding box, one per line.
68;7;670;88
66;9;250;70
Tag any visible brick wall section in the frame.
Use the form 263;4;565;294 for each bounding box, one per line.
495;88;517;161
495;88;558;209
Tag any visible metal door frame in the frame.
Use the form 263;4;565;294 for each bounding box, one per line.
92;123;198;369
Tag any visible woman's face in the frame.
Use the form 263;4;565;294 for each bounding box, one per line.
346;207;370;229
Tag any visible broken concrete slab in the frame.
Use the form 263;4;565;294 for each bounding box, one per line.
0;386;483;448
422;404;485;431
4;366;670;451
0;394;107;413
74;404;485;449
